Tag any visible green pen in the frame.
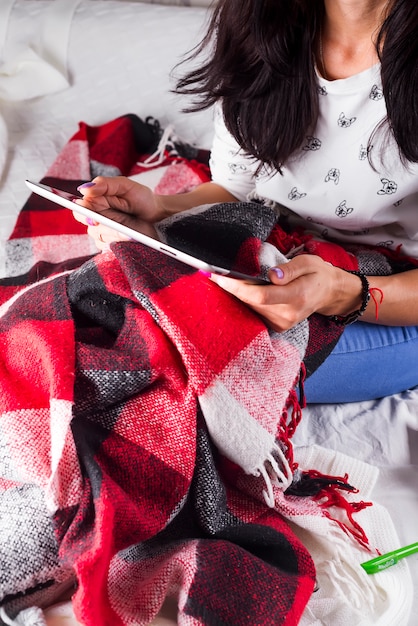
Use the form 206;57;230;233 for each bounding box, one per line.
361;542;418;574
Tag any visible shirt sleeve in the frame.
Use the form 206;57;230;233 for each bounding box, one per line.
209;104;258;202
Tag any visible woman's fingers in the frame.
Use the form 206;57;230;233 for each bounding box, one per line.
210;255;336;331
71;207;99;227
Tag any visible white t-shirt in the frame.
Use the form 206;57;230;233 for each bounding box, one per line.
209;64;418;258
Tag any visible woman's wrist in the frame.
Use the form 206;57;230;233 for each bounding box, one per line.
326;271;371;325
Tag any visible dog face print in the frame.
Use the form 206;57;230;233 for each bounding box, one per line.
378;178;398;195
338;112;357;128
302;136;322;151
369;84;383;101
325;168;340;184
228;162;247;175
288;187;307;201
377;240;394;248
335;200;354;218
359;144;369;160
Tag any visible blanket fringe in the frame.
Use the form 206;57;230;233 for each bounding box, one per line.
258;446;293;507
310;515;383;610
139;122;179;168
282;367;373;552
277;365;306;475
288;469;373;551
318;549;380;611
259;371;306;507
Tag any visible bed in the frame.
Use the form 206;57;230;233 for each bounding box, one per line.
0;2;417;625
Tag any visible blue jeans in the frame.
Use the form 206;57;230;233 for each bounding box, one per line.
304;322;418;403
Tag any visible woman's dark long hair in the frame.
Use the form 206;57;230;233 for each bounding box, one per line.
175;0;418;170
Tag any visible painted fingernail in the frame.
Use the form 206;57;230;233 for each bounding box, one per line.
272;267;284;279
86;217;97;226
77;182;96;190
198;270;212;278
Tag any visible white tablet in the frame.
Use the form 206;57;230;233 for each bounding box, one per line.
25;180;269;284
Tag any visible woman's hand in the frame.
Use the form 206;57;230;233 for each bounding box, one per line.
72;176;166;250
72;176;239;251
211;255;364;332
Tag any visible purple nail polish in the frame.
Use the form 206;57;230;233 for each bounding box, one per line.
272;267;284;279
77;182;96;190
86;217;96;226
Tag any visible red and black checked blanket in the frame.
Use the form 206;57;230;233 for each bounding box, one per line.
0;114;406;625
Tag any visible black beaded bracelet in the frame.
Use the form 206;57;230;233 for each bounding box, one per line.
327;270;371;326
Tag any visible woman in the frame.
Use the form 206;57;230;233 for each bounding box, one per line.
73;0;418;403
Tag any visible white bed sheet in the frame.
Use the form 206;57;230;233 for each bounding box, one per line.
0;0;214;272
297;395;418;625
0;2;417;625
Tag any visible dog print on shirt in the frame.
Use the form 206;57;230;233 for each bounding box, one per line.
338;112;357;128
378;178;398;195
369;84;384;101
288;187;307;201
303;136;322;151
335;200;354;218
325;168;340;184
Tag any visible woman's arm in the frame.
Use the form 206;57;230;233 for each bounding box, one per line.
157;181;239;216
360;269;418;326
73;177;238;250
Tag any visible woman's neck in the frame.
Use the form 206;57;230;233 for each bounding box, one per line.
320;0;389;80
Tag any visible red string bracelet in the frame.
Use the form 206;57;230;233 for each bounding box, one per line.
370;287;384;320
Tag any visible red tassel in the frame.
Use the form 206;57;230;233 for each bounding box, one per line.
279;368;373;551
309;472;373;550
287;469;373;550
279;366;306;472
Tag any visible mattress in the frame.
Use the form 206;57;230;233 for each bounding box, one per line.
0;2;417;625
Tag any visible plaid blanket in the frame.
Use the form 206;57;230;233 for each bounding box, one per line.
0;114;406;626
